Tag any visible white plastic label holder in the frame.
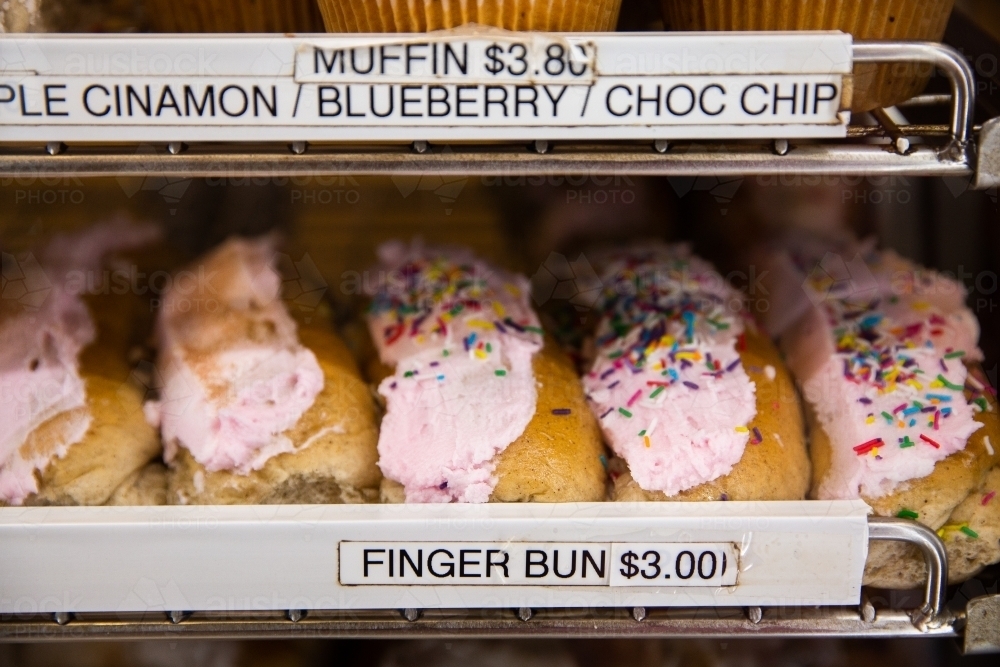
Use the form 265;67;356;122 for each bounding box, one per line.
0;500;870;613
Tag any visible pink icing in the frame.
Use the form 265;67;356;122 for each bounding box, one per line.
768;238;984;499
366;241;543;503
0;218;159;504
149;237;324;474
584;244;756;496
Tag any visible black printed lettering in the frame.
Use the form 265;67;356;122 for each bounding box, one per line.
363;549;385;577
553;550;577;579
400;85;421;117
741;84;767;115
515;85;537;117
484;86;508;117
253;86;277;117
43;84;68;116
184;85;214;116
543;85;567;115
400;549;422;577
155;86;181;116
428;549;455;578
486;550;509;578
526;550;549;578
83;84;110;116
606;84;631;116
318;86;342;117
459;550;482;578
582;549;605;579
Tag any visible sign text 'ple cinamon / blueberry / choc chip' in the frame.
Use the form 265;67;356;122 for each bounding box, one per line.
0;33;852;141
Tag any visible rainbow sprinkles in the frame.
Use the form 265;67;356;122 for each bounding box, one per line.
366;241;543;503
583;244;756;496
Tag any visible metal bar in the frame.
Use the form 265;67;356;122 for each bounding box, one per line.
898;94;954;108
853;42;976;149
0;606;959;642
867;517;949;629
0;143;972;179
870;108;912;154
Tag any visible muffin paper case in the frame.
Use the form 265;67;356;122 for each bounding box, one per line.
318;0;622;32
661;0;955;112
145;0;325;32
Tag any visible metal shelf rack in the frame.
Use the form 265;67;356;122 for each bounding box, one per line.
0;42;996;188
0;33;998;652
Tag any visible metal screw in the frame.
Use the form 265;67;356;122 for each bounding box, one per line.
517;607;533;622
772;139;790;156
412;140;430;154
632;606;647;622
287;609;305;623
290;141;307;155
53;611;71;625
45;142;66;156
861;600;876;623
168;610;187;624
167;142;187;155
532;140;550;154
747;606;763;624
401;608;420;622
653;139;669;154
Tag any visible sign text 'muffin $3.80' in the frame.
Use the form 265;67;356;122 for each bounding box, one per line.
339;542;739;587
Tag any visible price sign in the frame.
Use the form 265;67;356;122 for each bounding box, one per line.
0;31;852;142
611;543;738;587
0;501;870;611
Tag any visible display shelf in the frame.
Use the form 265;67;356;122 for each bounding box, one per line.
1;507;996;651
1;30;998;653
0;37;995;186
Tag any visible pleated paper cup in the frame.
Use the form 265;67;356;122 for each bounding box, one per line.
661;0;955;112
318;0;623;33
145;0;325;32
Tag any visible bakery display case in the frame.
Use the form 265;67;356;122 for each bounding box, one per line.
2;0;1000;659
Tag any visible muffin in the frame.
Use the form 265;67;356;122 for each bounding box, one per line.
661;0;956;112
318;0;622;32
145;0;324;33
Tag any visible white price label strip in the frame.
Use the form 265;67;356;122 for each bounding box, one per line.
0;32;852;142
341;541;738;587
0;501;869;611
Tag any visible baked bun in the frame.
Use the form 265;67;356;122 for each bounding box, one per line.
579;243;808;502
754;236;1000;587
1;220;164;507
147;237;381;505
366;240;606;503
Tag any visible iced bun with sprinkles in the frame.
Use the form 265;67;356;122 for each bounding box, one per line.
367;240;607;504
756;237;1000;587
588;243;810;503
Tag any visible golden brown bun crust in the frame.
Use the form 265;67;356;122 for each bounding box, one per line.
376;337;608;503
18;373;161;507
490;338;608;502
167;325;381;505
106;463;168;506
611;326;810;501
841;364;1000;587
